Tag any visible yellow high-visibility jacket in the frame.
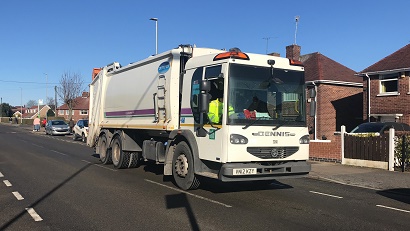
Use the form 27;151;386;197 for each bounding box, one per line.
208;99;234;124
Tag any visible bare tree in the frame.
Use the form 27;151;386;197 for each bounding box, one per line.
26;100;37;108
57;71;84;120
46;96;55;110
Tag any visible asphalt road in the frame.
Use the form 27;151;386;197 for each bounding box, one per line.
1;124;409;231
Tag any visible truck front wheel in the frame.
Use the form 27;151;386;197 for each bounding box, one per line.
172;142;200;190
99;135;112;165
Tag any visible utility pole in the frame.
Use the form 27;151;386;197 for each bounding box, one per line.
20;88;23;124
44;73;48;121
55;86;58;114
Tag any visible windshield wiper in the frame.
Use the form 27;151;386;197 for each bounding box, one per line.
242;116;269;129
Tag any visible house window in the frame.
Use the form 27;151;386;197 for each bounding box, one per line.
65;110;70;115
379;73;398;93
58;110;64;115
283;93;298;101
80;110;88;115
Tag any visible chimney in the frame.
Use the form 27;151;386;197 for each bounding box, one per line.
268;52;280;57
286;44;301;61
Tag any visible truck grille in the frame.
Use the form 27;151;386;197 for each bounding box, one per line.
247;147;299;159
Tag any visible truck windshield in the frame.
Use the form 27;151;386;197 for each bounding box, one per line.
227;63;306;127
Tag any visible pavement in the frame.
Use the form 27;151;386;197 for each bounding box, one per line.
309;161;410;191
3;122;410;192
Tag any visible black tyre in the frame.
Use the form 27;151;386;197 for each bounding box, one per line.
127;152;140;168
172;142;200;190
111;136;130;169
99;135;112;165
82;133;87;143
73;134;78;141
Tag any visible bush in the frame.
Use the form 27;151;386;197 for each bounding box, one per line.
394;134;410;168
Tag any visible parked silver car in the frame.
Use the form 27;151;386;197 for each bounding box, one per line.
45;120;70;136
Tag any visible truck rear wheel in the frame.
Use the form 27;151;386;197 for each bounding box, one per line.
127;152;140;168
99;135;112;165
111;136;130;169
172;142;200;190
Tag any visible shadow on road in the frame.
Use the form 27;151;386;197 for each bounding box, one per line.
90;153;293;193
197;177;293;193
377;188;410;204
0;164;91;230
92;154;100;158
141;163;293;193
166;193;200;231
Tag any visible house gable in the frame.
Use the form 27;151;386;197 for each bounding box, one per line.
358;43;410;124
301;52;359;83
361;43;410;73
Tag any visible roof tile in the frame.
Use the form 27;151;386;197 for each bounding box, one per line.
361;43;410;73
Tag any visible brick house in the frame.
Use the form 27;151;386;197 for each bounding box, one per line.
286;45;363;141
284;44;363;163
22;105;51;119
357;43;410;124
56;92;89;121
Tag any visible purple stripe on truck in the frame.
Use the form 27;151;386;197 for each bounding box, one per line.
105;109;155;117
105;108;192;117
180;108;192;114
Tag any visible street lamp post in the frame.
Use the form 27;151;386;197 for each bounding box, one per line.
149;17;158;55
44;73;48;121
20;88;23;124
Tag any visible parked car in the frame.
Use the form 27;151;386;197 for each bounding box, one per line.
350;122;410;135
73;119;89;143
45;120;70;136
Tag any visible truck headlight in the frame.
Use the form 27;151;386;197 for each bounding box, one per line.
299;135;309;144
230;134;248;144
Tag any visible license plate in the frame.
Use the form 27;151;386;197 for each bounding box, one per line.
233;168;257;175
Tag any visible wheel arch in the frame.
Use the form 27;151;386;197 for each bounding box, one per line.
112;129;142;152
164;129;201;175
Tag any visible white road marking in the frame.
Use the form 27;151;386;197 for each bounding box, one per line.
376;205;410;213
81;160;117;172
25;208;43;221
309;176;380;190
12;191;24;200
309;191;343;199
31;143;44;148
0;172;3;177
51;150;67;156
3;180;12;187
145;179;233;208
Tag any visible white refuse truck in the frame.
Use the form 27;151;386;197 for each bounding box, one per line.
88;44;310;190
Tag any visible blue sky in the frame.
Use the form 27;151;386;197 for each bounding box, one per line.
1;0;410;106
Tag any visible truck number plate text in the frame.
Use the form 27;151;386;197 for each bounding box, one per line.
233;168;257;175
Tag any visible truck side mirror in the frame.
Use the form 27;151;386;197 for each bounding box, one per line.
199;79;211;113
199;93;210;113
200;79;211;92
